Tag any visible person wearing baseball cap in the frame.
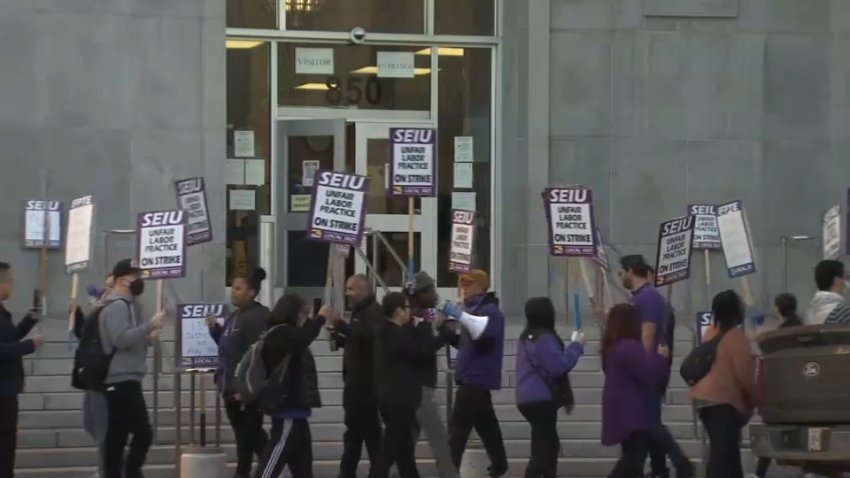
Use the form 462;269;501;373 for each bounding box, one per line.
101;259;166;478
406;271;457;478
445;269;508;478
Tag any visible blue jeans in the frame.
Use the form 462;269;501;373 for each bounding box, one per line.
83;391;108;478
643;386;690;476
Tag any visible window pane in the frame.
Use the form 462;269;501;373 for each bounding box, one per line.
434;0;494;35
227;0;277;29
279;44;430;111
287;231;355;287
226;42;271;285
366;232;421;287
284;0;424;34
287;135;335;212
436;48;492;287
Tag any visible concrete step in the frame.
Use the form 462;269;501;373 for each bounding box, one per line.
18;370;694;394
15;439;710;469
17;421;704;449
17;404;698;430
15;387;694;412
16;453;804;478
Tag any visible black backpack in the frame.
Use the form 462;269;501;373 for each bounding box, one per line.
679;327;729;386
71;299;128;391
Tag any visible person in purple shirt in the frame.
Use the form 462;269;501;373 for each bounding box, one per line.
515;297;585;478
445;270;508;478
619;256;693;478
599;303;670;477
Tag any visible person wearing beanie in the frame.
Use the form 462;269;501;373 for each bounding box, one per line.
406;271;457;478
207;267;270;478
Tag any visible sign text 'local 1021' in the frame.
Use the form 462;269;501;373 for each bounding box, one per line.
136;210;187;279
308;170;369;246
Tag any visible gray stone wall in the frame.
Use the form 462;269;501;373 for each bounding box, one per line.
0;0;227;317
500;0;850;319
542;0;850;321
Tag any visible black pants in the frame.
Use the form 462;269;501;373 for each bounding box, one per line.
104;381;153;478
225;399;268;476
644;424;692;477
518;401;559;478
254;418;312;478
609;431;648;478
699;404;744;478
755;457;771;477
369;405;419;478
448;384;508;476
0;396;18;478
339;389;382;478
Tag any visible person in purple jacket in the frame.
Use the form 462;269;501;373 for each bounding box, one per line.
445;269;508;477
515;297;586;478
599;303;670;478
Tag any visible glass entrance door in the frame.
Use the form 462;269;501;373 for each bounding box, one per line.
353;122;437;290
274;119;348;300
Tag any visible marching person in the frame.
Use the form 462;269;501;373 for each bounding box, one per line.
515;297;585;478
253;293;329;478
406;271;458;478
370;292;448;478
809;259;850;324
444;269;508;478
101;259;166;478
71;273;113;478
599;303;670;477
692;290;755;478
328;274;384;478
618;256;692;478
0;261;43;478
207;267;270;478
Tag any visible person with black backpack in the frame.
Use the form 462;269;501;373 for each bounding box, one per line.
98;259;165;478
252;293;329;478
514;297;585;478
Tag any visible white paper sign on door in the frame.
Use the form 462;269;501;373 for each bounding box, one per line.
234;130;255;157
295;48;334;75
65;195;95;274
377;51;415;78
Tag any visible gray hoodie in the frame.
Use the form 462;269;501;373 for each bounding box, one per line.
100;292;155;384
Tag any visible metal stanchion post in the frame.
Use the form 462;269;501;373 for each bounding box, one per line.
175;371;182;478
215;388;221;448
190;371;196;445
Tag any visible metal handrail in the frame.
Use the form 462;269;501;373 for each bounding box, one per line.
353;246;391;294
364;229;410;282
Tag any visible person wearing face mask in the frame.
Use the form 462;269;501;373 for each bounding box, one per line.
207;268;270;478
100;259;166;478
809;260;850;324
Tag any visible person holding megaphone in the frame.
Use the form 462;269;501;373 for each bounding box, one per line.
439;270;508;478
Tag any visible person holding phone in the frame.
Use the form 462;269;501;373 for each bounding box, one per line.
0;261;44;478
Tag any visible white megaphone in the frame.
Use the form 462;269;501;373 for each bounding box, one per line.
441;302;489;340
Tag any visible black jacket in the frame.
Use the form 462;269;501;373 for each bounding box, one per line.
261;316;326;410
335;297;383;392
209;302;270;394
409;316;451;388
373;320;446;409
0;304;38;397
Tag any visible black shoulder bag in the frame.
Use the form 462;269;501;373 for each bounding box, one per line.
523;335;575;414
679;327;729;386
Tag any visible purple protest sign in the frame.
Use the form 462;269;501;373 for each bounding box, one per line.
654;215;695;287
688;204;722;250
592;228;610;271
543;187;596;257
449;209;475;273
22;200;63;250
136;210;187;279
175;177;212;246
389;128;437;197
308;170;369;246
175;303;229;370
